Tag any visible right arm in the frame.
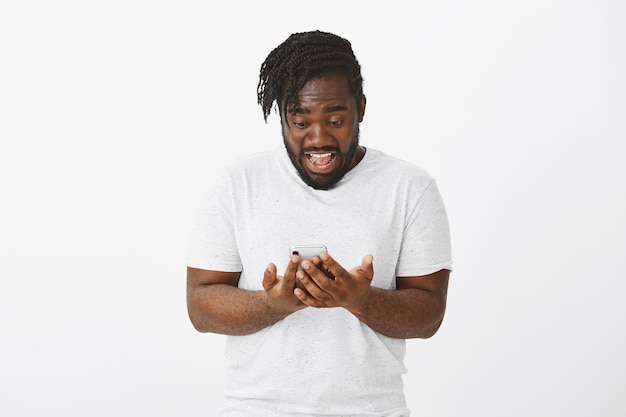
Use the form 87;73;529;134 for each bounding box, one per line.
186;255;306;335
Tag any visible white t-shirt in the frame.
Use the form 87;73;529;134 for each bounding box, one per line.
188;146;452;416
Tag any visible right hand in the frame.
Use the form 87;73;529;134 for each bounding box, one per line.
262;254;307;313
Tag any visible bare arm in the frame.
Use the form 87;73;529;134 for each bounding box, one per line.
351;270;449;339
294;253;449;339
186;255;306;335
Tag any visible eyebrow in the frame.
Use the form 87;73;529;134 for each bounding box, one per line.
289;104;349;115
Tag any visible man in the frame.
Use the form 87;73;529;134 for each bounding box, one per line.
187;30;452;416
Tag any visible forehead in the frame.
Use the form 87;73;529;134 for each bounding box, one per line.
294;73;353;106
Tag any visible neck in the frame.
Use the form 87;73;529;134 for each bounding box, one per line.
348;146;366;171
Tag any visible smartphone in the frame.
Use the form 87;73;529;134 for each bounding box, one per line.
289;244;327;270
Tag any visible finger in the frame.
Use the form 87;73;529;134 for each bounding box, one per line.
262;263;278;291
300;261;335;299
361;254;374;279
318;252;344;282
282;254;300;284
308;254;333;278
294;267;329;307
294;285;324;308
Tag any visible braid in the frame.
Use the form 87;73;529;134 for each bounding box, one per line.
257;30;364;122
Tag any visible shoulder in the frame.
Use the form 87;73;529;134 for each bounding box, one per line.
224;147;282;172
199;148;283;196
212;148;285;185
362;148;434;187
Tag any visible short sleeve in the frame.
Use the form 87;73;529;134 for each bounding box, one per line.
187;174;242;272
395;179;452;277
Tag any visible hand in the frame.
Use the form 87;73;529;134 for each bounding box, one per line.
262;254;307;314
294;252;374;312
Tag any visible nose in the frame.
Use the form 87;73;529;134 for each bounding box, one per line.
307;123;332;146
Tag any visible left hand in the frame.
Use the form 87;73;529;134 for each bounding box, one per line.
294;252;374;311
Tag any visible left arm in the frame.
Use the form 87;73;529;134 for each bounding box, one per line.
294;253;449;339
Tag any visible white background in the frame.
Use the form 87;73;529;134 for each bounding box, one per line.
1;1;625;416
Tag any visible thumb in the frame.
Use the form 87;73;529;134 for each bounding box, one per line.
360;254;374;280
262;263;278;291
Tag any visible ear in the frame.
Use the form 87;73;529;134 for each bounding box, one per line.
358;95;367;122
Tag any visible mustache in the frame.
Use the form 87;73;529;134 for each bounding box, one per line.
301;146;339;154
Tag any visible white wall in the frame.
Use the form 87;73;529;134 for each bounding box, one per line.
1;1;624;416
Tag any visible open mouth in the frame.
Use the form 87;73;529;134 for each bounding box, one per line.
305;152;336;173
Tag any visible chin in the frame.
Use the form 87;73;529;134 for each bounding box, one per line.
299;167;346;190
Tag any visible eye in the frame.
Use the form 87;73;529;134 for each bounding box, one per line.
293;121;309;129
329;120;344;127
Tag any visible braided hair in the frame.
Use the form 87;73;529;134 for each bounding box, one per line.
257;30;364;122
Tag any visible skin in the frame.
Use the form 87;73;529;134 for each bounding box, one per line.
187;73;450;339
281;73;364;190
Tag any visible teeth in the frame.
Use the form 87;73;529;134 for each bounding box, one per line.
308;153;332;158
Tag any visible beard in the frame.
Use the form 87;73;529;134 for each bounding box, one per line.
282;127;360;191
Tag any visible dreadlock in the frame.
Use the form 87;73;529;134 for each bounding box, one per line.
257;30;364;122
